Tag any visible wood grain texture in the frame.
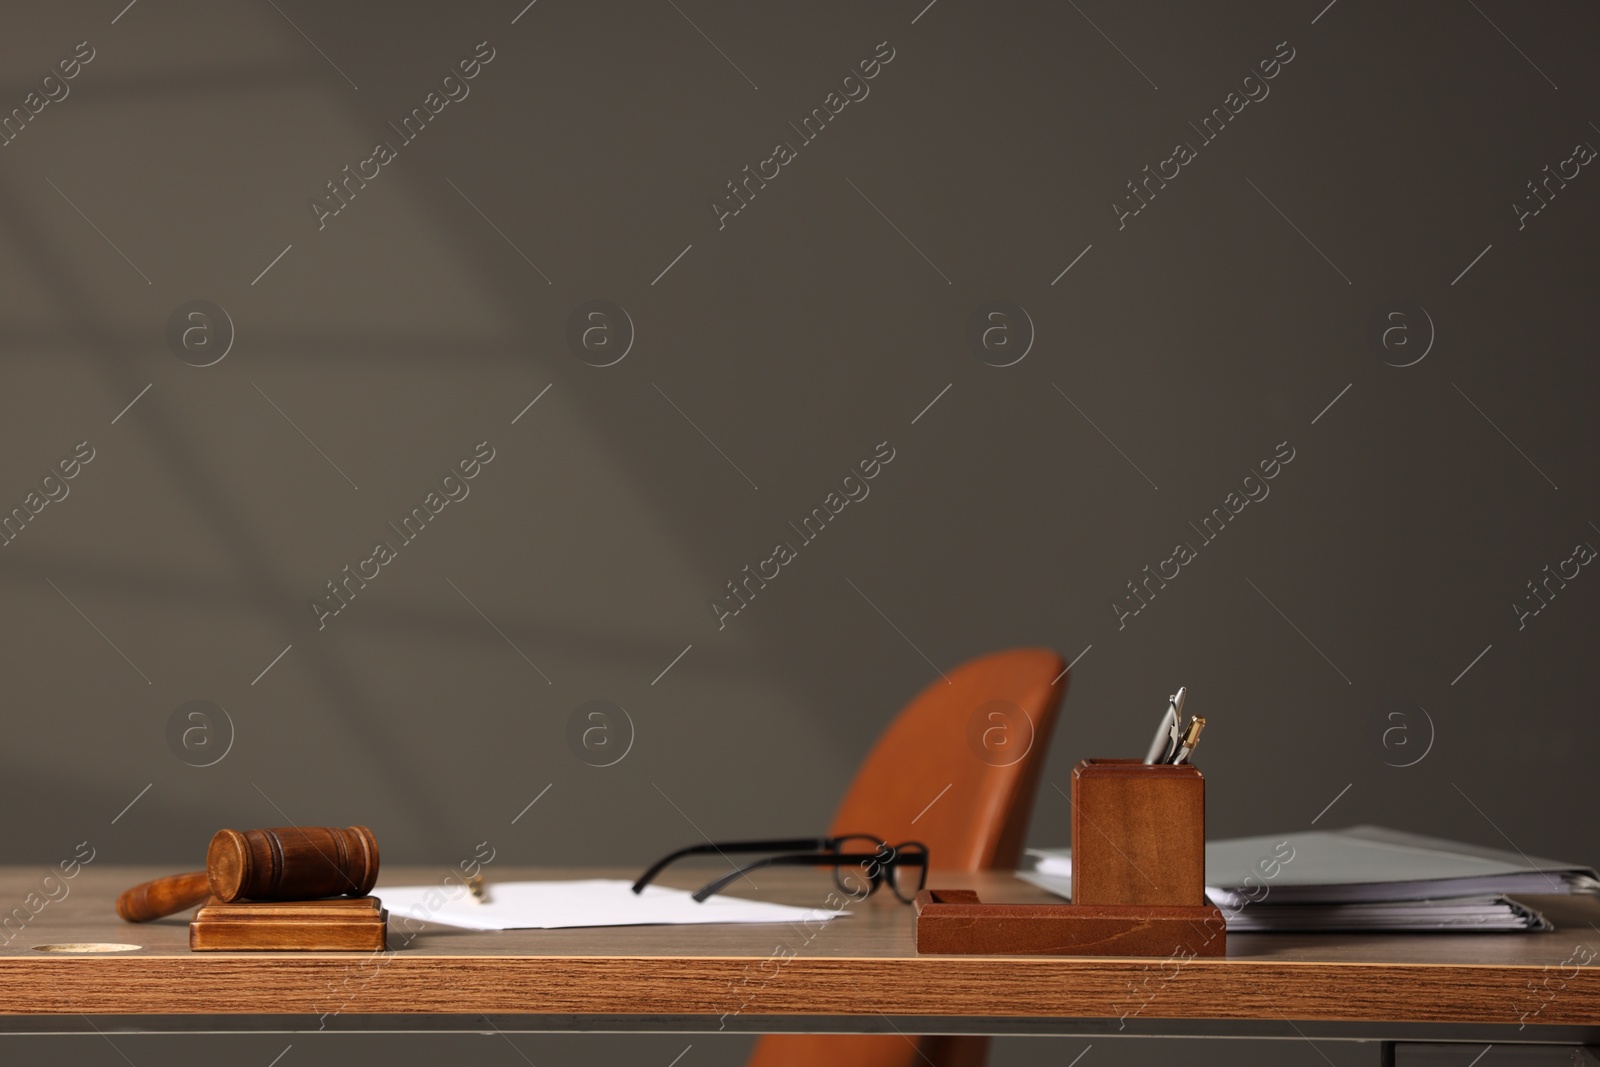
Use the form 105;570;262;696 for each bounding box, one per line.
1070;759;1206;907
190;897;386;951
915;889;1226;957
1;867;1598;1026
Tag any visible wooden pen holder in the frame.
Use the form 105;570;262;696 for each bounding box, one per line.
916;758;1225;957
1072;758;1206;907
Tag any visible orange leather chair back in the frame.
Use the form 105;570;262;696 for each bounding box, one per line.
827;647;1066;869
745;648;1068;1067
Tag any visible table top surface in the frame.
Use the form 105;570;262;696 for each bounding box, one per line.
3;865;1598;1038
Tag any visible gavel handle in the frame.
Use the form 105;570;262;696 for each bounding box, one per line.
116;871;212;923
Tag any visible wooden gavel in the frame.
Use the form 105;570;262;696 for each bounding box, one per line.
117;826;379;922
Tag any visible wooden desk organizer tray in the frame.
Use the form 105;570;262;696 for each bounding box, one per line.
915;759;1226;957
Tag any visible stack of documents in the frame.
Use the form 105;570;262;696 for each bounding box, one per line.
375;878;843;931
1022;826;1600;932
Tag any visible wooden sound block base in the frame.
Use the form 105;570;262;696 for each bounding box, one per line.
915;889;1225;958
189;896;387;951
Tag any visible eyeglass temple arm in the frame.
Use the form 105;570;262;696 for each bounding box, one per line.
631;838;830;894
691;855;791;903
690;851;924;903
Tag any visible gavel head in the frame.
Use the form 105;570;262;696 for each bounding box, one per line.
207;826;379;903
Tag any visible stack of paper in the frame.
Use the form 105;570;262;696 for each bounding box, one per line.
1208;895;1551;932
1022;826;1600;932
374;878;844;931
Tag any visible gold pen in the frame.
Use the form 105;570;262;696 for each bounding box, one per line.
1171;716;1205;764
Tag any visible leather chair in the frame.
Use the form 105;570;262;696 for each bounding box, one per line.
745;647;1069;1067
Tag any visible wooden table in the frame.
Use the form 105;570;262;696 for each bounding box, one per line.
3;866;1598;1055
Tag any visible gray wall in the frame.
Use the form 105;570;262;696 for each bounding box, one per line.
3;1;1597;1064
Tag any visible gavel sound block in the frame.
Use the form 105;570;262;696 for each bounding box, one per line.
916;760;1226;957
117;827;387;951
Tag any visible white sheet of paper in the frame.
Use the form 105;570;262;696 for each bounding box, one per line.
374;879;843;931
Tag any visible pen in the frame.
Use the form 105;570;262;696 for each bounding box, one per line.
1171;716;1205;765
1144;705;1175;764
1144;688;1184;764
466;873;491;904
1164;687;1187;762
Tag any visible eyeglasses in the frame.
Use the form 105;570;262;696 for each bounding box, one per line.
632;835;930;904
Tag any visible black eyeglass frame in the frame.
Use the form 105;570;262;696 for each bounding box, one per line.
631;835;930;904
